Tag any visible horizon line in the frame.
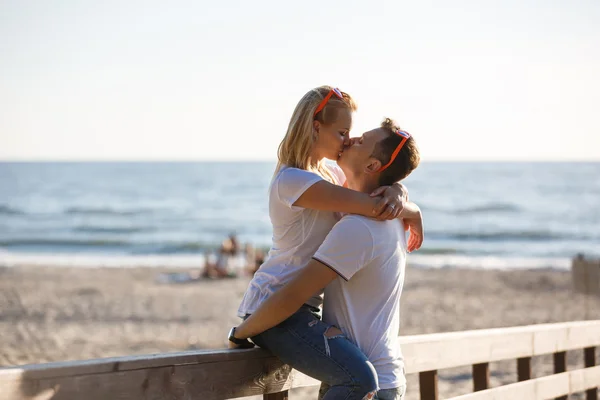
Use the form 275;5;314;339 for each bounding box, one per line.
1;159;599;163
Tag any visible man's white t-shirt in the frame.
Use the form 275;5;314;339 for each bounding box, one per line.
314;215;407;390
238;164;345;317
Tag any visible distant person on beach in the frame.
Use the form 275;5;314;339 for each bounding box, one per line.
227;85;423;400
202;233;241;278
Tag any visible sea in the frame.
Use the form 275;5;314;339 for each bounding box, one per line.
1;162;598;270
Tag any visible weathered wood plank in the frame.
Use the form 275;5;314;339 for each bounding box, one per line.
0;348;275;380
401;320;600;373
472;363;489;391
0;356;319;400
1;320;600;400
447;365;600;400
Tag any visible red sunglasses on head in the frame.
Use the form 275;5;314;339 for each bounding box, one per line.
314;87;344;117
378;130;411;172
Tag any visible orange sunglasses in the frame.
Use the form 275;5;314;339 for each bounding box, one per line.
378;130;411;172
314;87;344;117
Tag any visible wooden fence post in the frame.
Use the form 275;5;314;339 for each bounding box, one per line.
584;347;598;400
472;362;490;391
419;370;438;400
554;351;567;400
517;357;532;381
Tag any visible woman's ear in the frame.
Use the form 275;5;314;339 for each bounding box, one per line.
312;120;320;134
365;157;382;174
312;120;321;141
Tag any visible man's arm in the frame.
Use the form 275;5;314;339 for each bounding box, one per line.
232;259;339;341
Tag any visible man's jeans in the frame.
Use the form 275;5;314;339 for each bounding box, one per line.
247;305;378;400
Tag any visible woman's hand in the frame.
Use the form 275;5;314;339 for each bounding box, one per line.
399;202;424;252
370;183;409;221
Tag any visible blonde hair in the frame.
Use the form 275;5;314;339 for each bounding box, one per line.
275;86;357;182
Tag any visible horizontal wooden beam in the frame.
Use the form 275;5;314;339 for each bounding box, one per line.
1;320;599;399
0;350;318;400
446;365;600;400
401;320;600;373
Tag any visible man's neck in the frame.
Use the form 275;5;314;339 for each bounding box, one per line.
346;175;379;194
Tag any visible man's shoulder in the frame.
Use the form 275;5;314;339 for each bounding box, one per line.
338;214;395;228
337;214;371;228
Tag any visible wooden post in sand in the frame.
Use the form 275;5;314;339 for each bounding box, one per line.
571;254;600;321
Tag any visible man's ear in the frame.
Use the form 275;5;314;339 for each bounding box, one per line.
365;157;381;174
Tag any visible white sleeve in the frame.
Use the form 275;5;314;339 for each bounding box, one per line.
275;168;323;209
313;216;374;281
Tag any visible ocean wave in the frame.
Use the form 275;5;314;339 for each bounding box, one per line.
408;254;571;271
73;226;151;234
423;203;520;214
417;248;460;255
456;203;520;214
428;230;584;241
0;252;207;268
64;207;150;216
0;205;24;215
0;238;130;248
154;242;215;254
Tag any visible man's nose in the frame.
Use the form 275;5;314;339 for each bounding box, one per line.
345;137;358;147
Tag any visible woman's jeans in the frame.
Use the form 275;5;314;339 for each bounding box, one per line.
247;305;378;400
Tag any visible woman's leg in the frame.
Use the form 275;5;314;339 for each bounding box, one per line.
250;306;378;400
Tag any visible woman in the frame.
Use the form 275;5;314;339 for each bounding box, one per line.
231;86;418;399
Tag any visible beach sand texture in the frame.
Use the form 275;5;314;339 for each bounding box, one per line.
1;265;599;399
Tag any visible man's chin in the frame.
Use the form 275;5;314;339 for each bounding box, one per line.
336;153;349;170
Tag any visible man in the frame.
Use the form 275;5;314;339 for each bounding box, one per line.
229;118;421;400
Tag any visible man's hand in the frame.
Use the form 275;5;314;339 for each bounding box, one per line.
370;183;409;220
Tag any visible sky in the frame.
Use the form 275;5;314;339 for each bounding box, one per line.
1;0;599;161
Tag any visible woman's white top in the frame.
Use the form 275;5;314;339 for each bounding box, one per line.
237;163;345;317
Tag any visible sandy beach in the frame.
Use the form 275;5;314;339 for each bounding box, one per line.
1;265;599;399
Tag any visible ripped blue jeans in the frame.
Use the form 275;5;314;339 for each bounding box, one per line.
246;305;378;400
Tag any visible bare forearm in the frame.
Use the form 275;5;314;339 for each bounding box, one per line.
235;287;306;339
294;181;379;217
235;260;338;340
399;201;421;219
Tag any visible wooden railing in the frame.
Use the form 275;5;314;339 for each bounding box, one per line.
1;320;599;400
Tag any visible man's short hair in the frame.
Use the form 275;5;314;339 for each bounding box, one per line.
371;118;420;186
